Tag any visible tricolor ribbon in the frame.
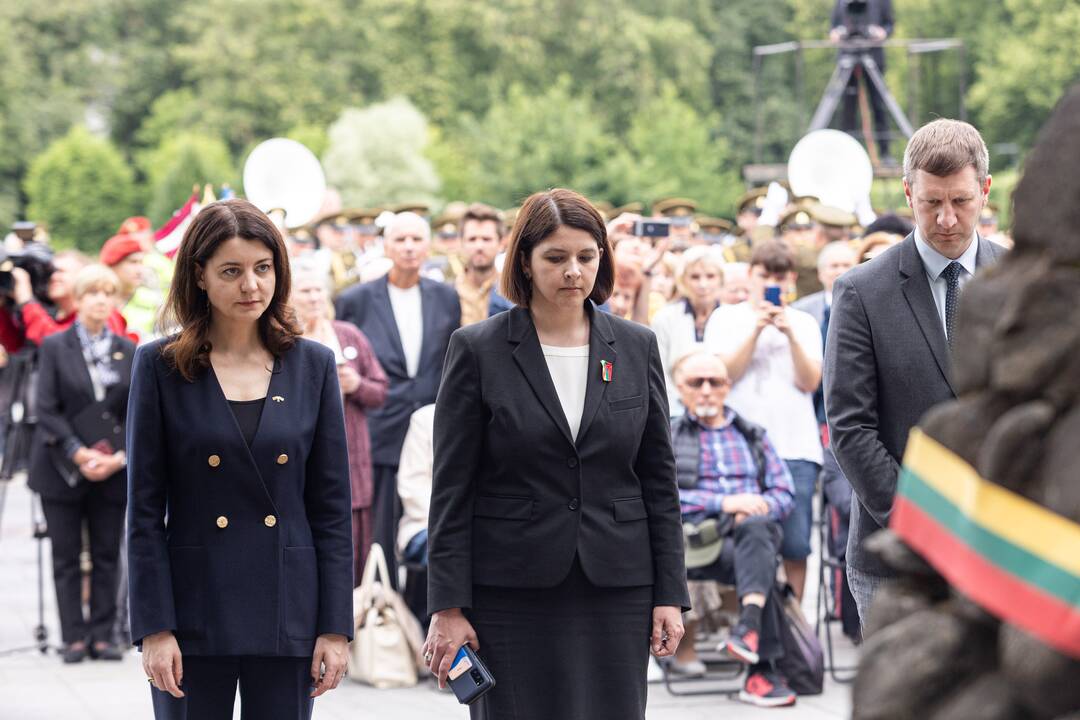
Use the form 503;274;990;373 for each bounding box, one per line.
892;428;1080;659
600;360;613;382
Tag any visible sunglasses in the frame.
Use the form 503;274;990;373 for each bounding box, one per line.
684;376;731;389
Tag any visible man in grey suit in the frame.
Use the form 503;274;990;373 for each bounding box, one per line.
824;119;1006;624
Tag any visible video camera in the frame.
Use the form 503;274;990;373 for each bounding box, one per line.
840;0;872;39
0;222;55;302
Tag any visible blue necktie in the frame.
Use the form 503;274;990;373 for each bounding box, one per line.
942;262;962;350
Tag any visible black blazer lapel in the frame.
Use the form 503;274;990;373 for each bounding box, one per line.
897;234;954;394
575;303;616;445
372;276;408;375
507;307;575;446
419;278;438;368
61;327;96;404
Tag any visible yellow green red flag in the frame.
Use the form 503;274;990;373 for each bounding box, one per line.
892;428;1080;659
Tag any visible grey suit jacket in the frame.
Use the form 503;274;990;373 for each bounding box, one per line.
823;233;1004;576
792;290;827;326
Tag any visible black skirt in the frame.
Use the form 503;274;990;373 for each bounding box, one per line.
466;556;653;720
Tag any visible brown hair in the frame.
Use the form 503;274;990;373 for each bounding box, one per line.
500;189;614;306
162;199;300;381
903;119;990;185
460;202;504;238
749;240;796;275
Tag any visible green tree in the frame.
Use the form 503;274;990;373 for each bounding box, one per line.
138;133;235;225
615;84;743;215
432;78;619;209
322;98;441;208
25;127;137;252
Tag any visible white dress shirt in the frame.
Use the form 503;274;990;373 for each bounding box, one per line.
913;228;979;339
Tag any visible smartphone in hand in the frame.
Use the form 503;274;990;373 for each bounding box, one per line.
764;285;782;306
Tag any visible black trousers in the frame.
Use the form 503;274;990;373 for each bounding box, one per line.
151;656;314;720
41;489;125;644
371;463;401;589
687;515;785;661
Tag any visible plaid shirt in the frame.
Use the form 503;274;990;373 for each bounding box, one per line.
675;409;795;522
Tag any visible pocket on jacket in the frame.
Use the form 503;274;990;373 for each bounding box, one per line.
473;495;534;521
609;395;644;413
612;497;648;522
168;546;206;636
284;546;319;640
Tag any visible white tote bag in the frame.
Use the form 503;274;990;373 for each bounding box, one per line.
349;543;425;688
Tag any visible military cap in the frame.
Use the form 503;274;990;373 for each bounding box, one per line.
345;208;382;225
696;216;734;234
652;197;697;218
311;210;351;228
432;213;460;238
807;202;857;228
392;202;430;217
611;202;644;217
780;205;816;230
736;187;769;215
979;202;999;224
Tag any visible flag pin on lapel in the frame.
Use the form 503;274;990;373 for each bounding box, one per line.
272;396;285;403
601;360;613;383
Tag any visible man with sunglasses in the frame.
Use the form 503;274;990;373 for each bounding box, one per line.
668;350;797;708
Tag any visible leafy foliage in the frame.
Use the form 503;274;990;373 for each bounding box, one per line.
25;126;137;251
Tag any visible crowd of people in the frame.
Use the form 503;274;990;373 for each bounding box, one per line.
0;115;1009;717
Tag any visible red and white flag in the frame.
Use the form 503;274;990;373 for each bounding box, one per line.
154;190;201;258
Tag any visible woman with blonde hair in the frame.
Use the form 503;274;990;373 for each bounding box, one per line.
651;245;727;414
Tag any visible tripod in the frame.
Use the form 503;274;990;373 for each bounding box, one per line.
0;481;52;658
808;47;914;159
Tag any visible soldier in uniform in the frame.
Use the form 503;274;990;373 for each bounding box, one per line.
697;216;742;262
311;212;362;297
781;202;857;298
653;197;699;249
426;206;465;283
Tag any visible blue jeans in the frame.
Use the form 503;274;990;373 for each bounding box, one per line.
780;459;819;560
403;529;428;568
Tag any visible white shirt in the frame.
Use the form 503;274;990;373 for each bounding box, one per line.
914;228;979;339
540;343;590;441
704;302;823;464
387;282;423;378
396;404;435;555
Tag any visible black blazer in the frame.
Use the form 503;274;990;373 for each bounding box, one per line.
126;338;354;656
824;234;1005;576
335;275;461;466
427;304;690;614
29;326;135;502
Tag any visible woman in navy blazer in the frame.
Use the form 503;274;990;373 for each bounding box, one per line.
423;190;690;719
126;200;353;720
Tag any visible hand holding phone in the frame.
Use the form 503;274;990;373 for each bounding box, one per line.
764;285;782;306
447;645;496;705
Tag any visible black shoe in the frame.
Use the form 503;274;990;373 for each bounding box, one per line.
90;642;125;661
62;642;88;664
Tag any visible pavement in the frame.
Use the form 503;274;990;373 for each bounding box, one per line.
0;474;856;719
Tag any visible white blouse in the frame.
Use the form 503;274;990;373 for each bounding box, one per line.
540;343;590;440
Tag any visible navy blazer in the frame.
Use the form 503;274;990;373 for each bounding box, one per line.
335;276;460;466
427;304;690;614
126;338;354;656
29;325;135;502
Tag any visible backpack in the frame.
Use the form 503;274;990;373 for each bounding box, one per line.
774;582;825;696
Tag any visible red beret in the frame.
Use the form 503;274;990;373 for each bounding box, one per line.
118;216;152;235
100;234;143;267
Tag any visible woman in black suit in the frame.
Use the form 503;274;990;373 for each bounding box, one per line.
423;189;690;719
31;264;135;663
126;200;353;720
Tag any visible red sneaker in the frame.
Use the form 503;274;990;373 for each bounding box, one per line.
739;670;797;708
722;620;760;665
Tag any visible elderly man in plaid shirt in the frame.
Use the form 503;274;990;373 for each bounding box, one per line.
667;348;797;708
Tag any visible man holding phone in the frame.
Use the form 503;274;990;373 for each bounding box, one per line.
704;241;823;600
